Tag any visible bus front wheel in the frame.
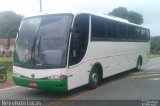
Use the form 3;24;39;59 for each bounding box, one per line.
88;67;99;90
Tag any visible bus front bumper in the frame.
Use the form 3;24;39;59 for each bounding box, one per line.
13;76;68;92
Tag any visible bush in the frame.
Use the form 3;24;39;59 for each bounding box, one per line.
0;59;13;72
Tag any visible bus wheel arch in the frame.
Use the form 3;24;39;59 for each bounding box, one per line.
136;56;142;71
88;63;103;89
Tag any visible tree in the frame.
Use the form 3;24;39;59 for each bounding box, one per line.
0;11;23;38
109;7;143;25
109;7;128;19
128;11;143;25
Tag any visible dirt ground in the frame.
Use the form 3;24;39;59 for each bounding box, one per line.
0;80;15;89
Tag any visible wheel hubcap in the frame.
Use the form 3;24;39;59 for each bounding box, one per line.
91;73;98;85
138;64;141;69
137;61;141;70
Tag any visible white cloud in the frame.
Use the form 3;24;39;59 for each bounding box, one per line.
0;0;39;15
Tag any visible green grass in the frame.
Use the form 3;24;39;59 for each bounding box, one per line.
7;72;13;81
150;54;160;59
0;57;13;62
0;57;13;81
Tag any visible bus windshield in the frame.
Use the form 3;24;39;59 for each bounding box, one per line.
14;14;73;68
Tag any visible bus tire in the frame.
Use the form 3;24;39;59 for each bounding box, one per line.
88;67;99;90
136;57;142;72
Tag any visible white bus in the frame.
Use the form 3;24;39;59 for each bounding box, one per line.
13;12;150;91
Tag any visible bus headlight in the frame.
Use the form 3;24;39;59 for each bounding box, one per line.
48;75;65;80
13;72;22;77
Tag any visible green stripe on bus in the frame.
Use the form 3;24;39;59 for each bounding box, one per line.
13;76;68;92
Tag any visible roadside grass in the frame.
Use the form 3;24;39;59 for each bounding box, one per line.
0;57;12;62
150;54;160;59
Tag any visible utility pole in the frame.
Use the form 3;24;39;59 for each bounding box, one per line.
39;0;42;12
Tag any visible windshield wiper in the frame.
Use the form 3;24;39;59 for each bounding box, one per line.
37;36;41;56
37;36;47;66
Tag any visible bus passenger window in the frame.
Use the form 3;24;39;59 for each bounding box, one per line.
135;28;141;41
128;26;136;40
146;30;150;41
107;21;118;39
91;16;105;39
118;23;127;39
141;29;146;41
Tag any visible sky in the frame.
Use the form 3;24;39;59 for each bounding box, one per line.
0;0;160;36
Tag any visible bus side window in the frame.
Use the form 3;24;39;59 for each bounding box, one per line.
146;30;150;41
91;16;105;39
69;14;89;66
135;27;141;41
141;29;146;41
118;23;127;40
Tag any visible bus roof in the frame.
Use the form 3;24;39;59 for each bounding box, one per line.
24;11;148;29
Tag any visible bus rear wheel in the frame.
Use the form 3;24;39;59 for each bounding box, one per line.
88;67;99;90
136;58;142;71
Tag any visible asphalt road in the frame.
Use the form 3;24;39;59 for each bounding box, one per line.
1;57;160;106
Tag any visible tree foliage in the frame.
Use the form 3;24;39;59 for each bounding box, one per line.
150;36;160;54
0;11;23;38
109;7;143;25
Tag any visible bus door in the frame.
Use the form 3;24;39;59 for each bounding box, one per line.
68;14;90;89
